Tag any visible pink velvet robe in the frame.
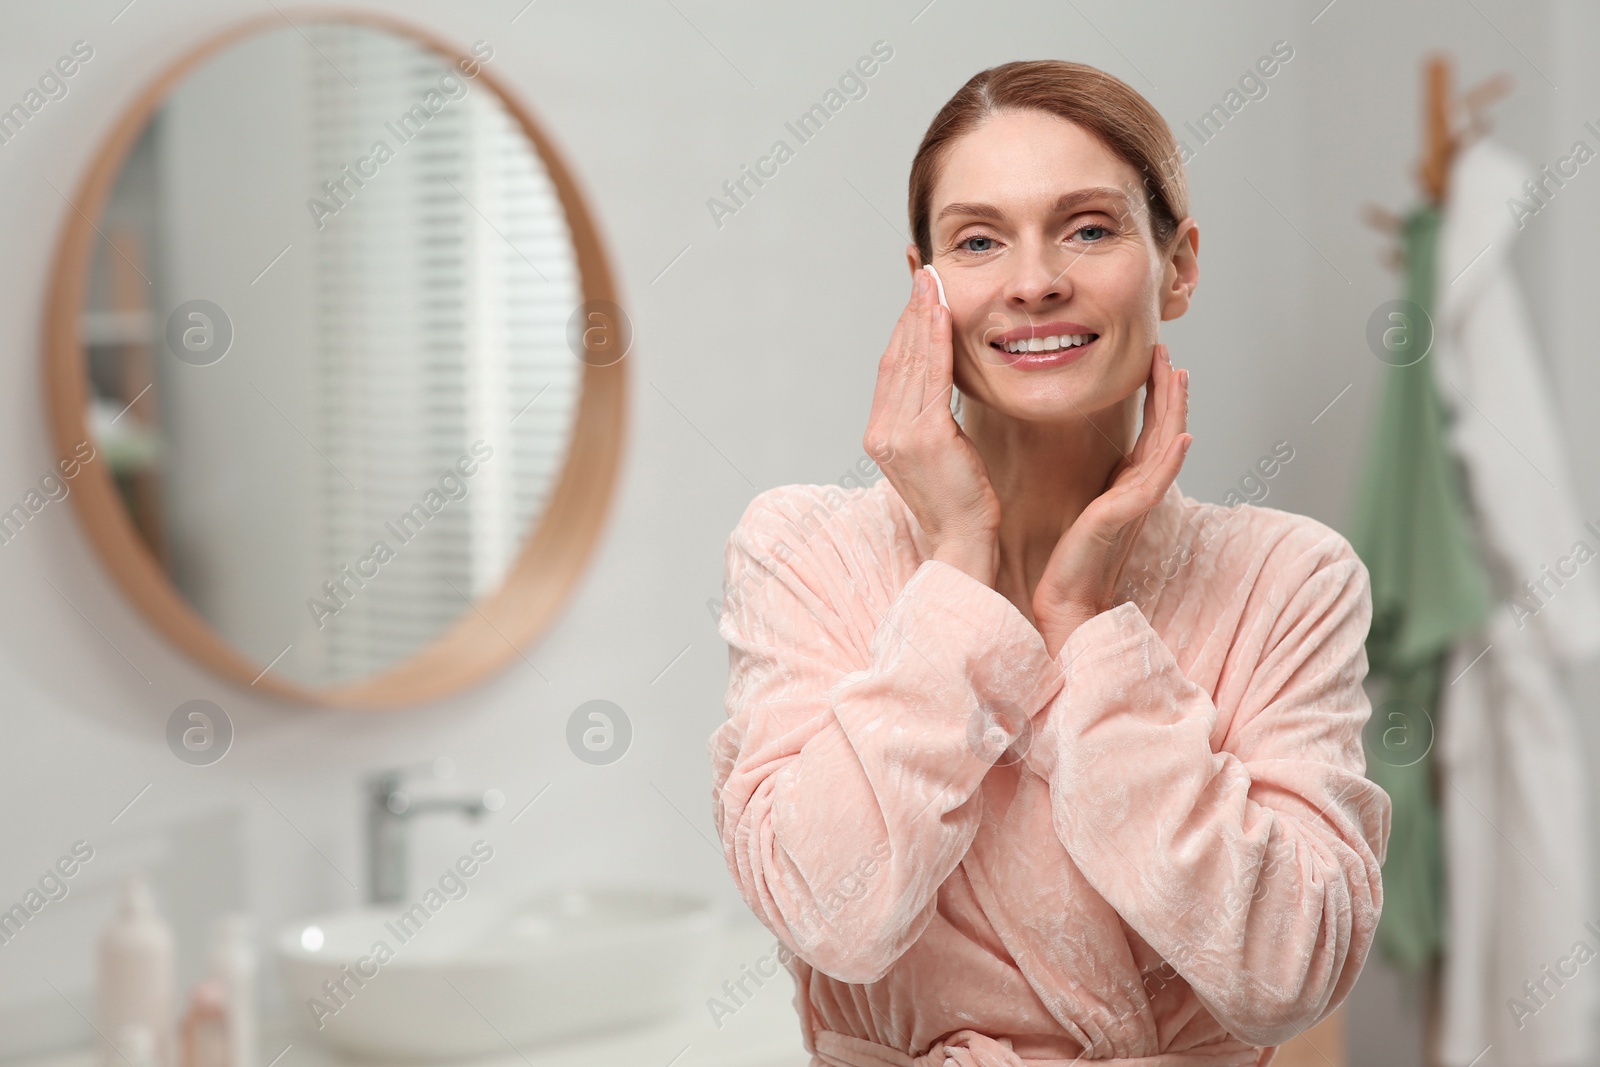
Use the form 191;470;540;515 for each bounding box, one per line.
709;476;1391;1067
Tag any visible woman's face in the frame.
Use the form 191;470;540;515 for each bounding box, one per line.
920;109;1198;422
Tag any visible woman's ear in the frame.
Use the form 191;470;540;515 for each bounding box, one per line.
904;242;923;279
1158;219;1200;322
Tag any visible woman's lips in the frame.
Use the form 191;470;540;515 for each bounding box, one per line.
988;320;1094;344
986;323;1100;368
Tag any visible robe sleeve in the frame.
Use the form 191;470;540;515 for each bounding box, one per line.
1021;525;1391;1048
709;488;1065;985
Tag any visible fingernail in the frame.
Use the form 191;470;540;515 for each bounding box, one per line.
914;271;926;295
1182;436;1192;455
1181;369;1189;389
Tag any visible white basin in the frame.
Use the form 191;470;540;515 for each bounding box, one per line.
274;885;725;1060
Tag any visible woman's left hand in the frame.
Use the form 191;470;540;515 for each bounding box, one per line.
1032;343;1191;659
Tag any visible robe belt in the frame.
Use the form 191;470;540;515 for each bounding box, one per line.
811;1028;1264;1067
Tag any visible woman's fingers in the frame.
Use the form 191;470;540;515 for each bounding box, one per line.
1104;347;1188;524
1134;354;1160;465
906;269;931;417
1033;348;1191;627
1162;357;1187;466
1179;364;1189;431
1157;425;1192;493
1147;346;1184;477
905;275;933;408
870;303;911;406
1141;355;1185;494
920;295;954;423
905;271;951;428
866;276;922;461
1144;363;1190;500
868;270;956;460
1151;344;1177;460
1127;343;1170;472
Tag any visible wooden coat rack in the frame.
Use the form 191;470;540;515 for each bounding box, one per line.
1355;53;1513;1067
1363;53;1513;265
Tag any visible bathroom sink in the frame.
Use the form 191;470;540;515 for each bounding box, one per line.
274;885;725;1060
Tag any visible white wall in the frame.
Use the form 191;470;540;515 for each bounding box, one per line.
0;0;1593;1063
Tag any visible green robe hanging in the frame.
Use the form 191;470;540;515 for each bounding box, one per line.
1346;204;1495;973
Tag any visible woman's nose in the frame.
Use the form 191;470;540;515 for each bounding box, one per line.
1003;246;1073;308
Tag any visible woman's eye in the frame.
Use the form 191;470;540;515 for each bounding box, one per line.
959;235;996;252
1075;225;1110;242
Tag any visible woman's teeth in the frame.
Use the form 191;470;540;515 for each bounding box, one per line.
997;334;1094;354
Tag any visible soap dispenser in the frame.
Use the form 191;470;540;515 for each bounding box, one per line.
97;873;175;1067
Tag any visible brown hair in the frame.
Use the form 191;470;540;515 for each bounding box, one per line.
908;60;1189;265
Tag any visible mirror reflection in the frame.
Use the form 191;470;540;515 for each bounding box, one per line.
81;23;584;688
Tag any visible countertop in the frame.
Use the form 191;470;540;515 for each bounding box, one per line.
12;915;811;1067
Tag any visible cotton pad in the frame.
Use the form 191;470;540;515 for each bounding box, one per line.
922;264;949;309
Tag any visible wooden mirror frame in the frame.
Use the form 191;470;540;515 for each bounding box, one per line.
42;9;627;709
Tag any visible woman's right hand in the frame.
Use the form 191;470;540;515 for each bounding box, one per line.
864;267;1001;587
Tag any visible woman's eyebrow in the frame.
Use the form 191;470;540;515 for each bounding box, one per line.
935;186;1134;224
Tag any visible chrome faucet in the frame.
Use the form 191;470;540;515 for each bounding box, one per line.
365;759;500;904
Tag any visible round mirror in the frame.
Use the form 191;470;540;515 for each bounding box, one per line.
44;13;627;708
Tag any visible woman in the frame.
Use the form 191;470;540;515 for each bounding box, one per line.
709;60;1390;1067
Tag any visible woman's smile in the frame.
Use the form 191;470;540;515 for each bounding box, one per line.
985;320;1100;368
